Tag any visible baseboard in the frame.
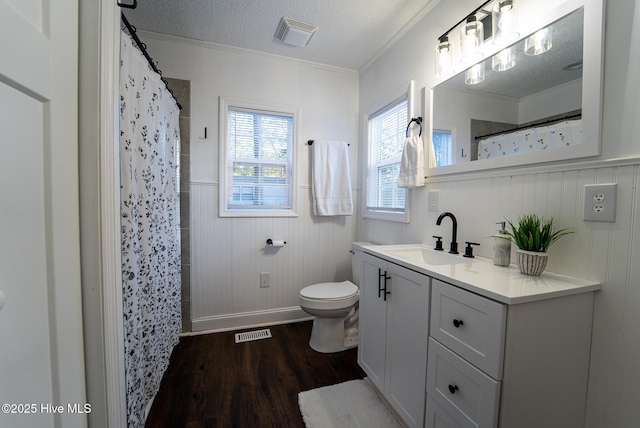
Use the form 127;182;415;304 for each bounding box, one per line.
188;306;313;335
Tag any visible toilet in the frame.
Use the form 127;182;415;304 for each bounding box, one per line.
299;248;362;353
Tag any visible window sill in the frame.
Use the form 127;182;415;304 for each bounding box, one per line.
219;209;299;218
362;210;410;223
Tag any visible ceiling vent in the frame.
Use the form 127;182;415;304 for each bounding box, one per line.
274;17;318;47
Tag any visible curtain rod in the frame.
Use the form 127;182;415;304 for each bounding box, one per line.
474;113;583;141
120;12;183;110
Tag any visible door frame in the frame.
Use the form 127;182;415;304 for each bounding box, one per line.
99;1;127;426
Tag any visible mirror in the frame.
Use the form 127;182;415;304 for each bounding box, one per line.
428;0;604;175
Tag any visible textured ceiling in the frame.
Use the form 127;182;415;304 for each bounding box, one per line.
124;0;439;70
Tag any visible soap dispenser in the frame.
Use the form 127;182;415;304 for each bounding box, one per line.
493;221;511;267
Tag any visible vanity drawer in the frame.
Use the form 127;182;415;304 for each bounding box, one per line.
425;395;466;428
430;279;506;379
427;338;501;428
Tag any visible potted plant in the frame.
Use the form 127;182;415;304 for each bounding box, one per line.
504;214;575;276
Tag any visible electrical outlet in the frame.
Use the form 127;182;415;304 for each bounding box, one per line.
260;272;270;288
583;183;616;222
428;190;440;212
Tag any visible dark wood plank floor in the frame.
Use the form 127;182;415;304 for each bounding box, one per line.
145;321;365;428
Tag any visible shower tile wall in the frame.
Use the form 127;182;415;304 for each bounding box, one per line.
165;77;191;332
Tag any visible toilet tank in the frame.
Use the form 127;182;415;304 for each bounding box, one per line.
351;242;373;286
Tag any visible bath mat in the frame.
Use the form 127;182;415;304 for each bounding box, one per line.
298;379;402;428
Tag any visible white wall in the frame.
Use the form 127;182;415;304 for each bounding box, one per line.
142;34;360;331
518;78;582;123
358;0;640;426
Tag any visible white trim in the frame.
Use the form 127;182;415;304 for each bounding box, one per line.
426;156;640;183
136;29;358;76
100;1;127;426
189;181;360;192
218;96;300;218
190;307;312;334
359;0;442;73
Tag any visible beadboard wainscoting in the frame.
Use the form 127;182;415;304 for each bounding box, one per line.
357;161;640;427
191;181;357;332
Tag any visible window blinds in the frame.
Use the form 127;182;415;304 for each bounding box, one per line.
367;97;407;213
432;129;453;167
227;107;293;210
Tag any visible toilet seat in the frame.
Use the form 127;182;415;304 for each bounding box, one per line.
300;281;359;310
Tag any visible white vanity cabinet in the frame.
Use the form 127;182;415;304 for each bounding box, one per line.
358;252;431;428
356;243;599;428
426;278;595;428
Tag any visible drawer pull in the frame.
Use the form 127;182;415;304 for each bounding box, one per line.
448;384;459;394
453;319;464;328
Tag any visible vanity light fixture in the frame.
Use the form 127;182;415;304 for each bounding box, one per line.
525;27;552;55
492;46;515;71
465;62;485;85
460;15;484;63
435;0;492;76
492;0;519;46
435;35;454;77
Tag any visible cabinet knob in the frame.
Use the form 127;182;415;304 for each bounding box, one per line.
452;319;464;328
448;384;459;394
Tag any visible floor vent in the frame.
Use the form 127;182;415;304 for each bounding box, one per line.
235;329;272;344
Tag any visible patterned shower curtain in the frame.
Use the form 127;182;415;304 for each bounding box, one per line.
119;31;182;428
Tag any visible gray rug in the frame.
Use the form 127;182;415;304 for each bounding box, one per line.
298;379;402;428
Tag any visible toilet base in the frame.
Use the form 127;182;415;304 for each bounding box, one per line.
308;308;359;353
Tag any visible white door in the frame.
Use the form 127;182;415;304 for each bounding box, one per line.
385;264;430;428
0;1;86;428
358;254;389;392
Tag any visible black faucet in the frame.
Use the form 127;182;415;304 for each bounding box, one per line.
436;212;458;254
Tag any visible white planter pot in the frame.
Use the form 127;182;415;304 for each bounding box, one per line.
516;249;548;276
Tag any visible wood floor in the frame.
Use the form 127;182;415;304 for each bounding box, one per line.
145;321;365;427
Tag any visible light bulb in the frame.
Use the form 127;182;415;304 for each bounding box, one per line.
525;27;552;55
492;0;519;46
435;36;454;77
460;15;484;63
465;63;485;85
492;46;515;71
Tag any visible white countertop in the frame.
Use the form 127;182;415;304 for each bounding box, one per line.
353;243;601;305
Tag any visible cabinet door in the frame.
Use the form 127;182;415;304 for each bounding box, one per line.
358;253;389;391
385;263;430;428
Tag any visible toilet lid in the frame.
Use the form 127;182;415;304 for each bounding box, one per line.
300;281;358;300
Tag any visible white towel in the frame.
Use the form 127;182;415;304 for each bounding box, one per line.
398;135;425;188
311;140;353;216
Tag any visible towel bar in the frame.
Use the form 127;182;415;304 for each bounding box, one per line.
406;117;423;138
307;140;350;146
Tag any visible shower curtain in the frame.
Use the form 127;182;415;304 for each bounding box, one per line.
119;31;182;427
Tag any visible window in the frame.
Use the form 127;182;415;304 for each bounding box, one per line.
365;96;409;222
432;129;453;167
219;98;297;217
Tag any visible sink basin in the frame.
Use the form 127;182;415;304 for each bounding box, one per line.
382;246;469;266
